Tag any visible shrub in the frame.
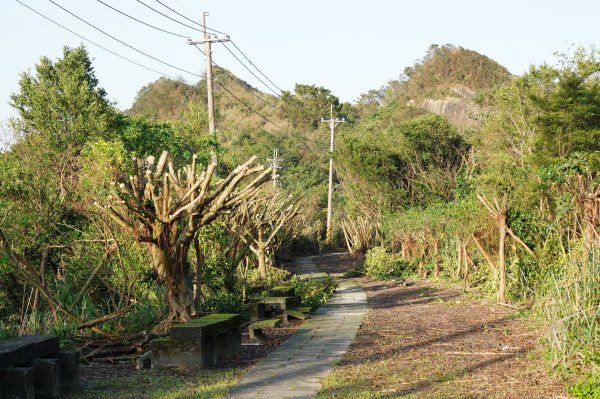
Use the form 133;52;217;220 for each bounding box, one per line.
364;246;413;280
200;291;247;319
569;376;600;399
246;266;290;292
291;275;338;308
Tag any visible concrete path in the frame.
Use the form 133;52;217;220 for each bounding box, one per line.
227;255;367;399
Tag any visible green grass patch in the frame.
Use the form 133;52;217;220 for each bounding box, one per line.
66;368;244;399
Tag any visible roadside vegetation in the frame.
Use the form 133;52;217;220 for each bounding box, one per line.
0;42;598;396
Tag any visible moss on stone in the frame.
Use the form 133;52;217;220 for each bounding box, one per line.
150;337;177;350
180;314;239;327
297;306;316;313
249;318;282;330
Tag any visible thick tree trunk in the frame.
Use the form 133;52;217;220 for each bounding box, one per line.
257;245;267;279
150;244;194;330
193;237;204;309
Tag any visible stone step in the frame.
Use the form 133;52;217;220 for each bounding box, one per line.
0;336;60;370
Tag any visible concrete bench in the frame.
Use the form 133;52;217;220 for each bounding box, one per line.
248;318;282;343
268;286;296;297
151;314;242;369
0;335;79;399
253;296;300;313
284;309;311;321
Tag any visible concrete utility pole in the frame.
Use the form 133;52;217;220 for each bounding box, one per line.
321;105;345;244
267;148;283;187
187;12;230;133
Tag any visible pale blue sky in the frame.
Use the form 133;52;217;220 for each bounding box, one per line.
1;0;599;121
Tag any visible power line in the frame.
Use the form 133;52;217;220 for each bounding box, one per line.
214;79;282;129
17;0;327;148
152;0;226;35
221;42;282;98
222;41;317;117
135;0;204;33
229;40;284;93
95;0;187;38
16;0;184;82
192;45;282;112
48;0;201;78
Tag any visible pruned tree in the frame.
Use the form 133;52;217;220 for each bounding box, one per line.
243;193;300;278
98;151;271;327
477;193;535;304
341;215;380;254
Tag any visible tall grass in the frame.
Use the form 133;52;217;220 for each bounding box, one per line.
536;242;599;371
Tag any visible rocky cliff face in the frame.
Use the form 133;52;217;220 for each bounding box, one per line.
419;85;476;127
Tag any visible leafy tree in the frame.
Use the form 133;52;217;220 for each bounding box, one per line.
281;84;342;129
128;77;204;123
10;45;118;150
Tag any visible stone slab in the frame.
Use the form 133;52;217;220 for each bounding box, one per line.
170;314;241;342
254;296;299;310
150;339;205;369
0;336;60;370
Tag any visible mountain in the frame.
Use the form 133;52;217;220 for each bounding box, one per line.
359;44;512;126
128;67;283;132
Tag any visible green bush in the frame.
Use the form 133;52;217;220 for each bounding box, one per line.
291;275;338;308
569;376;600;399
364;246;413;280
200;291;247;319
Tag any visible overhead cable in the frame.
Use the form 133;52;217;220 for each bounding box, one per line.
48;0;201;77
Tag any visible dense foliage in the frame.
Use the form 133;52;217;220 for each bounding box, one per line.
1;42;598;394
337;47;600;393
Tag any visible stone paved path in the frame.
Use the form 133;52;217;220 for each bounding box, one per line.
227;255;367;399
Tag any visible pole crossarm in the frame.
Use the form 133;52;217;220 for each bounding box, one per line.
186;36;231;45
185;12;229;134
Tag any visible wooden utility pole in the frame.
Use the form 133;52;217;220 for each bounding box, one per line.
321;105;345;244
187;12;230;133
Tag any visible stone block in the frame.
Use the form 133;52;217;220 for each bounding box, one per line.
151;338;205;369
1;366;35;399
268;286;296;297
57;350;79;391
170;314;241;342
0;336;60;370
31;358;60;399
215;328;241;361
245;303;266;321
255;296;299;311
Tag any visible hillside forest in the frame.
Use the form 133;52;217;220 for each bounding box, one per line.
0;43;599;393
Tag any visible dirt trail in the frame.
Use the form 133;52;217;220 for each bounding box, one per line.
314;253;568;399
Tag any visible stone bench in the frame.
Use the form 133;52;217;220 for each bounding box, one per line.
268;286;296;297
253;296;300;313
0;335;79;399
248;318;282;343
151;314;241;369
284;309;311;321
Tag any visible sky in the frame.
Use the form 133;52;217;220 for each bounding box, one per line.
2;0;600;122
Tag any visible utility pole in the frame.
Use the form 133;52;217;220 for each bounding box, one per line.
321;105;345;244
267;148;283;187
187;12;230;133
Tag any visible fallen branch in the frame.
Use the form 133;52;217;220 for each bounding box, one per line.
78;306;132;330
